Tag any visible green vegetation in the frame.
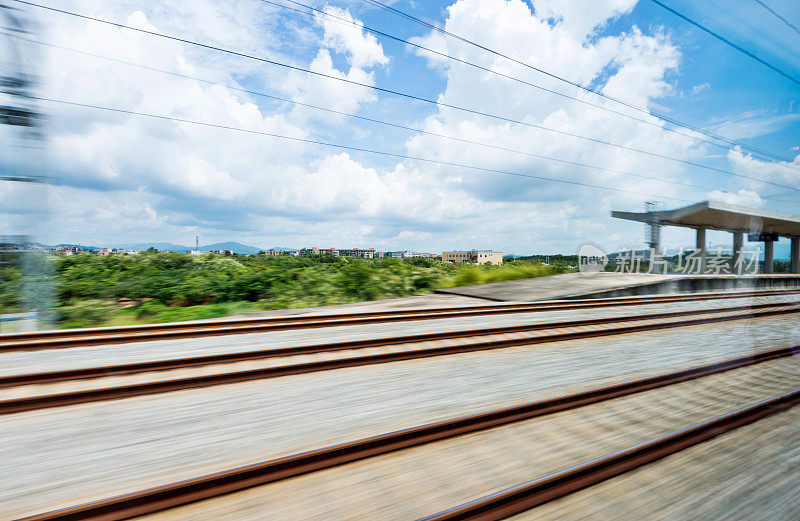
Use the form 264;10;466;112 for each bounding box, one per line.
0;251;575;328
0;264;21;314
444;262;565;287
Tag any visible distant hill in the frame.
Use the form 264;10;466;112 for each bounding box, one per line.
55;243;102;250
108;241;262;254
109;242;191;252
200;242;262;254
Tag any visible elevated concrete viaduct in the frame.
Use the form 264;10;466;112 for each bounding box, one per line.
612;201;800;274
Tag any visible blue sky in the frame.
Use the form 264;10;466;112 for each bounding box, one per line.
1;0;798;254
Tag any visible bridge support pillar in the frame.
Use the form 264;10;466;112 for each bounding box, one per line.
696;228;706;274
732;232;743;274
764;240;774;274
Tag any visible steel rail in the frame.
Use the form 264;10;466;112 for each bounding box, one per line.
419;387;800;520
1;289;795;352
2;305;799;416
17;345;800;521
1;300;797;388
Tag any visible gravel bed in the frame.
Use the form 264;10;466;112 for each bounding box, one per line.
1;314;799;518
137;359;800;521
1;294;796;377
520;404;800;520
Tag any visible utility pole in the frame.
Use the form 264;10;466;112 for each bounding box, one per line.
0;3;42;147
0;3;53;331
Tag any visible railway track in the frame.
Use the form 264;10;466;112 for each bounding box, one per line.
2;302;798;415
17;344;800;521
3;299;795;387
1;289;795;351
419;389;800;521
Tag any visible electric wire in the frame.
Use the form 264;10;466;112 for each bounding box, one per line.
33;95;702;202
265;0;793;164
12;0;799;193
752;0;800;37
7;33;726;194
362;0;800;163
649;0;800;86
18;30;796;207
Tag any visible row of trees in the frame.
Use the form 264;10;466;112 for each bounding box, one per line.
0;251;573;327
54;252;456;305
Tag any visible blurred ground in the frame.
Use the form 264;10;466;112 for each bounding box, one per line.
2;310;797;518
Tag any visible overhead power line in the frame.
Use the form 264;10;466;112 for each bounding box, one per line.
20;30;800;209
752;0;800;37
649;0;800;86
10;33;726;194
361;0;800;163
13;0;799;192
265;0;793;164
34;95;701;203
36;96;800;210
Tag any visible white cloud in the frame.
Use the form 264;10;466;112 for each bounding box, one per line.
405;0;690;205
602;26;680;106
283;6;388;121
285;48;379;117
532;0;638;42
706;189;764;208
691;82;710;95
319;6;388;69
5;0;789;254
707;110;800;140
727;147;800;187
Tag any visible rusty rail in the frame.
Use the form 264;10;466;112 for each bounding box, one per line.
2;300;795;389
1;289;795;352
419;388;800;520
2;305;799;415
18;345;800;521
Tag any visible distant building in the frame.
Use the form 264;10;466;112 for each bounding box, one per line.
384;251;438;258
289;247;435;259
209;249;233;255
53;245;89;255
264;249;283;256
442;250;503;265
339;248;375;259
292;247;319;255
312;247;375;258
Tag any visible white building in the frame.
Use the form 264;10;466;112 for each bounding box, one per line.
442;250;503;265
